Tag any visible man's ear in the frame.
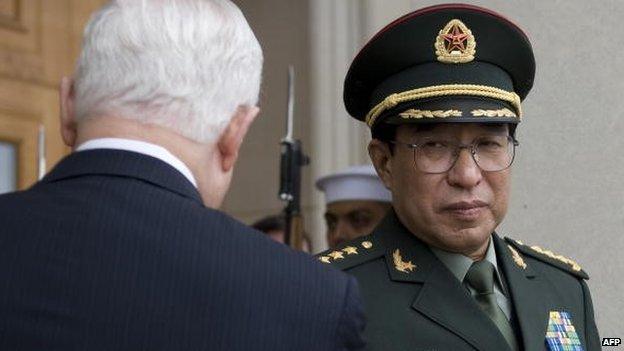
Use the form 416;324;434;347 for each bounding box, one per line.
217;105;260;172
368;139;393;190
59;77;77;147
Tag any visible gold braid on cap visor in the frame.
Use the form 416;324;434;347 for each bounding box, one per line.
365;84;522;127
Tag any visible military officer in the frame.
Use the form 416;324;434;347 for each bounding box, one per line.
316;164;392;248
318;4;601;350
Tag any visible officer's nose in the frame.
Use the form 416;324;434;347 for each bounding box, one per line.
447;148;482;189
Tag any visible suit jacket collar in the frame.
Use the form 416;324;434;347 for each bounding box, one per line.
75;138;198;188
371;210;513;350
40;149;203;205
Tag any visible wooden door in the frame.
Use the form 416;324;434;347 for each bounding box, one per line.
0;0;106;193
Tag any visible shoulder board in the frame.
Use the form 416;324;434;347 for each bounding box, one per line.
316;234;384;270
504;237;589;280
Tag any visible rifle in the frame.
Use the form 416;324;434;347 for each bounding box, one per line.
279;66;309;250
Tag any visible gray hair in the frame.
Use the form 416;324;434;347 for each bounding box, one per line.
74;0;263;143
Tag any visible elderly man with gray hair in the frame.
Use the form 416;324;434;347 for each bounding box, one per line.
0;1;365;350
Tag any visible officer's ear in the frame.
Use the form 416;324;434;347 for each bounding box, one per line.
217;105;259;172
368;139;393;190
59;76;77;147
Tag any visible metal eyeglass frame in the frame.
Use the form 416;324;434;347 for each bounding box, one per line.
388;135;519;174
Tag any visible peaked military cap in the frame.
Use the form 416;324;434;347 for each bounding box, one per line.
343;3;536;130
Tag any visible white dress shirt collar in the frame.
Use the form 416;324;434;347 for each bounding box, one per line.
75;138;198;188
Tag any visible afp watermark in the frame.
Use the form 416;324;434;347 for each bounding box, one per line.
602;338;622;347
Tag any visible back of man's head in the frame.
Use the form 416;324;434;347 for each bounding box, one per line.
74;0;263;143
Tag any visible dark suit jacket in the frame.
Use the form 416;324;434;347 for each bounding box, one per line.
318;211;601;351
0;149;365;351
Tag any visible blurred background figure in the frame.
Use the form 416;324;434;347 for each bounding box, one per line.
252;214;311;252
252;214;286;243
316;165;391;248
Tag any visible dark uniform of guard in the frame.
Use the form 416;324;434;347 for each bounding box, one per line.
318;4;601;351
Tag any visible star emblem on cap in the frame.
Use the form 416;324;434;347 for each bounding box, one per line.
443;23;469;52
435;19;476;64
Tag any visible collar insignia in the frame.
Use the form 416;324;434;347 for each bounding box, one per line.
545;311;584;350
508;245;527;269
393;249;416;273
435;19;476;64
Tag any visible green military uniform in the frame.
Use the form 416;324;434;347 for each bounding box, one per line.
318;211;601;350
321;3;602;350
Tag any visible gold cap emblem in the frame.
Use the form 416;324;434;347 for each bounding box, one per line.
435;19;476;64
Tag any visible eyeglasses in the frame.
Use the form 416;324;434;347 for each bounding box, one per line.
389;135;519;174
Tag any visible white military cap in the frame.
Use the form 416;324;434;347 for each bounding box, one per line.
315;164;391;205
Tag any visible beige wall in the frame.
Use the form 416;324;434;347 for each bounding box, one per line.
227;0;623;341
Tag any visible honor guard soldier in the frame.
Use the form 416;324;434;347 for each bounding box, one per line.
316;165;392;248
318;4;601;350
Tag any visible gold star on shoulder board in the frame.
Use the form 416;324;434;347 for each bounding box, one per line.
328;251;345;260
342;246;358;255
319;256;331;264
393;249;416;273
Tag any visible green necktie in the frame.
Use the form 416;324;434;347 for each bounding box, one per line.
465;260;519;351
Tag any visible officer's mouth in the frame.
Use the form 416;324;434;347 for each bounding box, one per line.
441;200;488;220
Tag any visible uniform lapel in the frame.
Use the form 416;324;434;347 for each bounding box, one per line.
494;235;551;351
412;262;511;351
376;212;511;351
